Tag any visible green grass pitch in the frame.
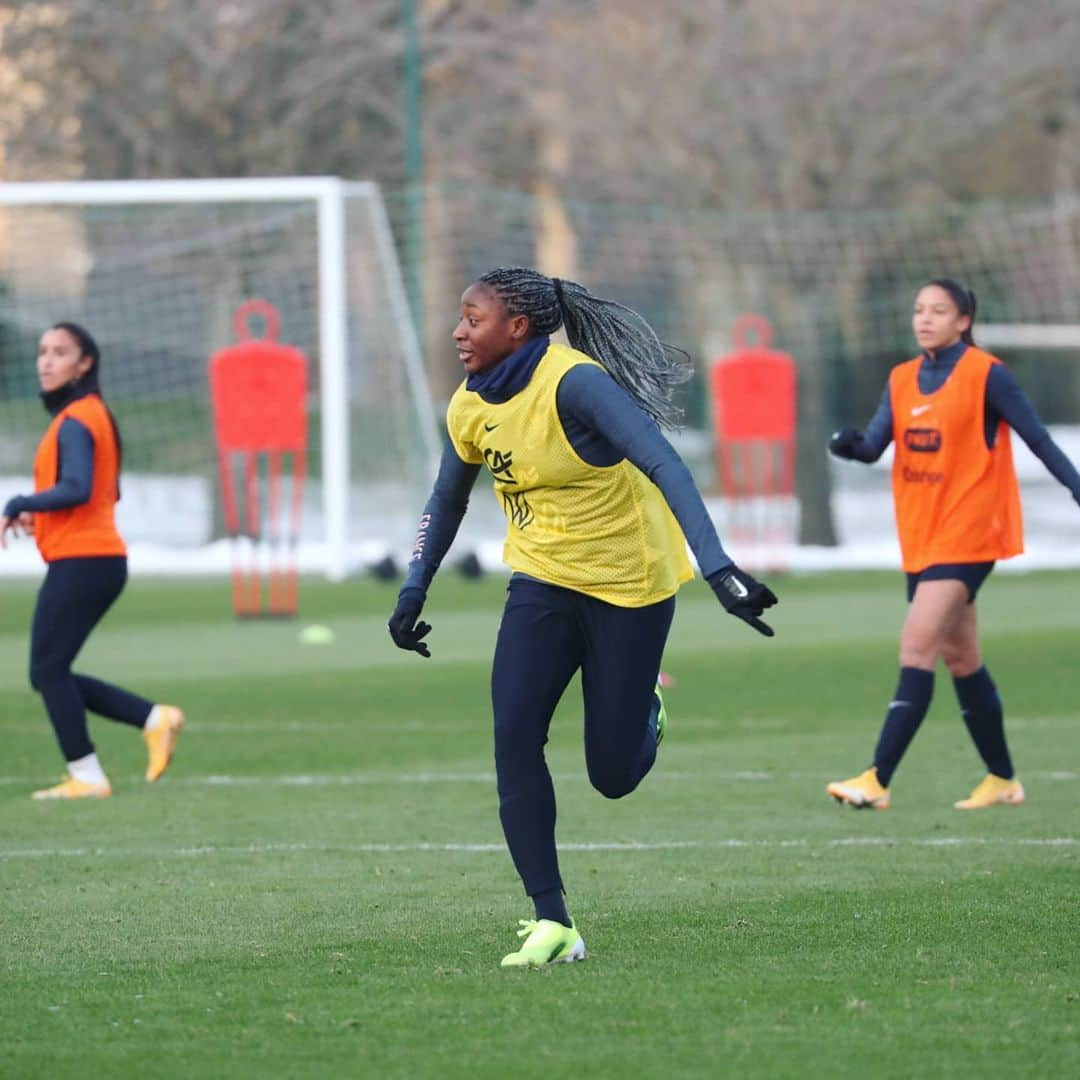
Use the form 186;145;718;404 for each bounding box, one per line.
1;570;1076;1078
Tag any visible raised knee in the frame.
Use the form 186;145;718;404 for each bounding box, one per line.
588;768;637;800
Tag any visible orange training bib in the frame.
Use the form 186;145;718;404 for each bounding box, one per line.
889;347;1022;573
32;394;126;562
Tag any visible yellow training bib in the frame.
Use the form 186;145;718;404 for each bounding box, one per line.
447;343;693;607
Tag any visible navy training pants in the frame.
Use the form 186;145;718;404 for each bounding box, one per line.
491;576;675;898
30;556;153;761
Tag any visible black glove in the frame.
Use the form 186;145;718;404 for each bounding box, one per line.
388;589;432;658
828;426;862;460
708;565;778;637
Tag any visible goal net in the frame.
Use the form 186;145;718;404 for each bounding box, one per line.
0;178;440;580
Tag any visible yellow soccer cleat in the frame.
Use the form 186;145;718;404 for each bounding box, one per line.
954;774;1025;810
32;774;112;800
144;705;185;782
827;767;890;810
500;919;586;969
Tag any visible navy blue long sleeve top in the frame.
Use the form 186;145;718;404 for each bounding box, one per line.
845;341;1080;503
2;418;95;519
401;337;732;597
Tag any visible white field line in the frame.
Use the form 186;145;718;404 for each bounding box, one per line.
0;837;1074;860
5;716;1075;737
1;769;1075;788
0;770;716;787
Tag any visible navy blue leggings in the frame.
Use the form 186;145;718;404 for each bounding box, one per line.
491;576;675;897
30;556;153;762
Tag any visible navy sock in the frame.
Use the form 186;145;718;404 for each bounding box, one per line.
873;667;935;787
533;887;571;928
953;666;1013;779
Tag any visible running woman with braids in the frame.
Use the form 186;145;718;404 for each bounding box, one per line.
0;322;184;799
826;279;1080;811
388;267;778;967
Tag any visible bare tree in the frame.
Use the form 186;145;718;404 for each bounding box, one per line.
6;0;1077;207
4;0;1079;543
1;0;414;180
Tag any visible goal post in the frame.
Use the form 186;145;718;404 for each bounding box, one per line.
0;177;441;582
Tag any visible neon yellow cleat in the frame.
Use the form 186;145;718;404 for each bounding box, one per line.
827;767;890;810
500;919;586;968
654;680;668;747
32;774;112;800
954;774;1025;810
144;705;185;782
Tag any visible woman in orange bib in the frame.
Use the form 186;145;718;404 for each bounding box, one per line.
826;280;1080;810
0;323;184;799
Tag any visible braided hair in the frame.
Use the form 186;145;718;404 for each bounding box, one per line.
923;278;978;346
477;267;691;429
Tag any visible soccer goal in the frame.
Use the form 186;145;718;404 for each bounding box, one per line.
0;177;441;581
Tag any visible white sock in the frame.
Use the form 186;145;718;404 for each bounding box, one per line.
68;752;108;785
144;705;163;731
